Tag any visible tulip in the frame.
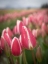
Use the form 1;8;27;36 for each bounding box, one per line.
16;20;24;34
13;26;17;35
22;17;29;26
32;29;41;38
36;46;42;62
2;29;6;36
11;37;22;56
6;27;13;37
2;27;13;37
1;33;11;47
28;14;33;22
32;29;37;38
41;23;46;37
1;36;5;49
20;26;36;50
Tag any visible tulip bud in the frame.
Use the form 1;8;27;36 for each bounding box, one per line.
16;20;24;34
22;17;29;26
32;29;41;38
36;46;42;62
46;25;48;34
11;37;22;56
41;23;46;37
2;27;13;37
1;36;5;49
6;27;13;37
20;26;36;50
28;14;33;22
13;26;17;35
1;33;11;47
32;29;37;38
4;33;12;46
2;29;6;36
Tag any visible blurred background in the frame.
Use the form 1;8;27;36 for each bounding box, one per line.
0;0;48;9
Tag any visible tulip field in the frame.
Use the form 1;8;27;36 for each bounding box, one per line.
0;9;48;64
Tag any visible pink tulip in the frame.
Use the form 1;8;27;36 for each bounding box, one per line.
22;17;29;26
32;29;38;38
6;27;13;37
0;16;3;22
1;29;6;49
2;27;13;37
32;29;41;38
36;46;42;62
16;20;24;34
46;25;48;34
2;29;6;36
11;37;22;56
1;33;12;47
44;15;48;23
41;23;46;37
20;26;36;50
1;36;5;49
13;26;17;35
28;14;33;22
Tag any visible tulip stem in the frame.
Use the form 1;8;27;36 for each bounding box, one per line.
8;55;14;64
16;54;22;64
16;57;20;64
31;51;36;64
22;50;28;64
19;54;22;64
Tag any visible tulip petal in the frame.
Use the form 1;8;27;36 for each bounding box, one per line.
28;29;36;48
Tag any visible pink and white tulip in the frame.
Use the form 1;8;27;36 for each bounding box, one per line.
13;26;17;35
22;17;29;26
16;20;24;34
2;27;13;37
32;29;41;38
6;27;13;37
11;37;22;56
20;26;36;50
41;23;46;37
1;33;12;48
